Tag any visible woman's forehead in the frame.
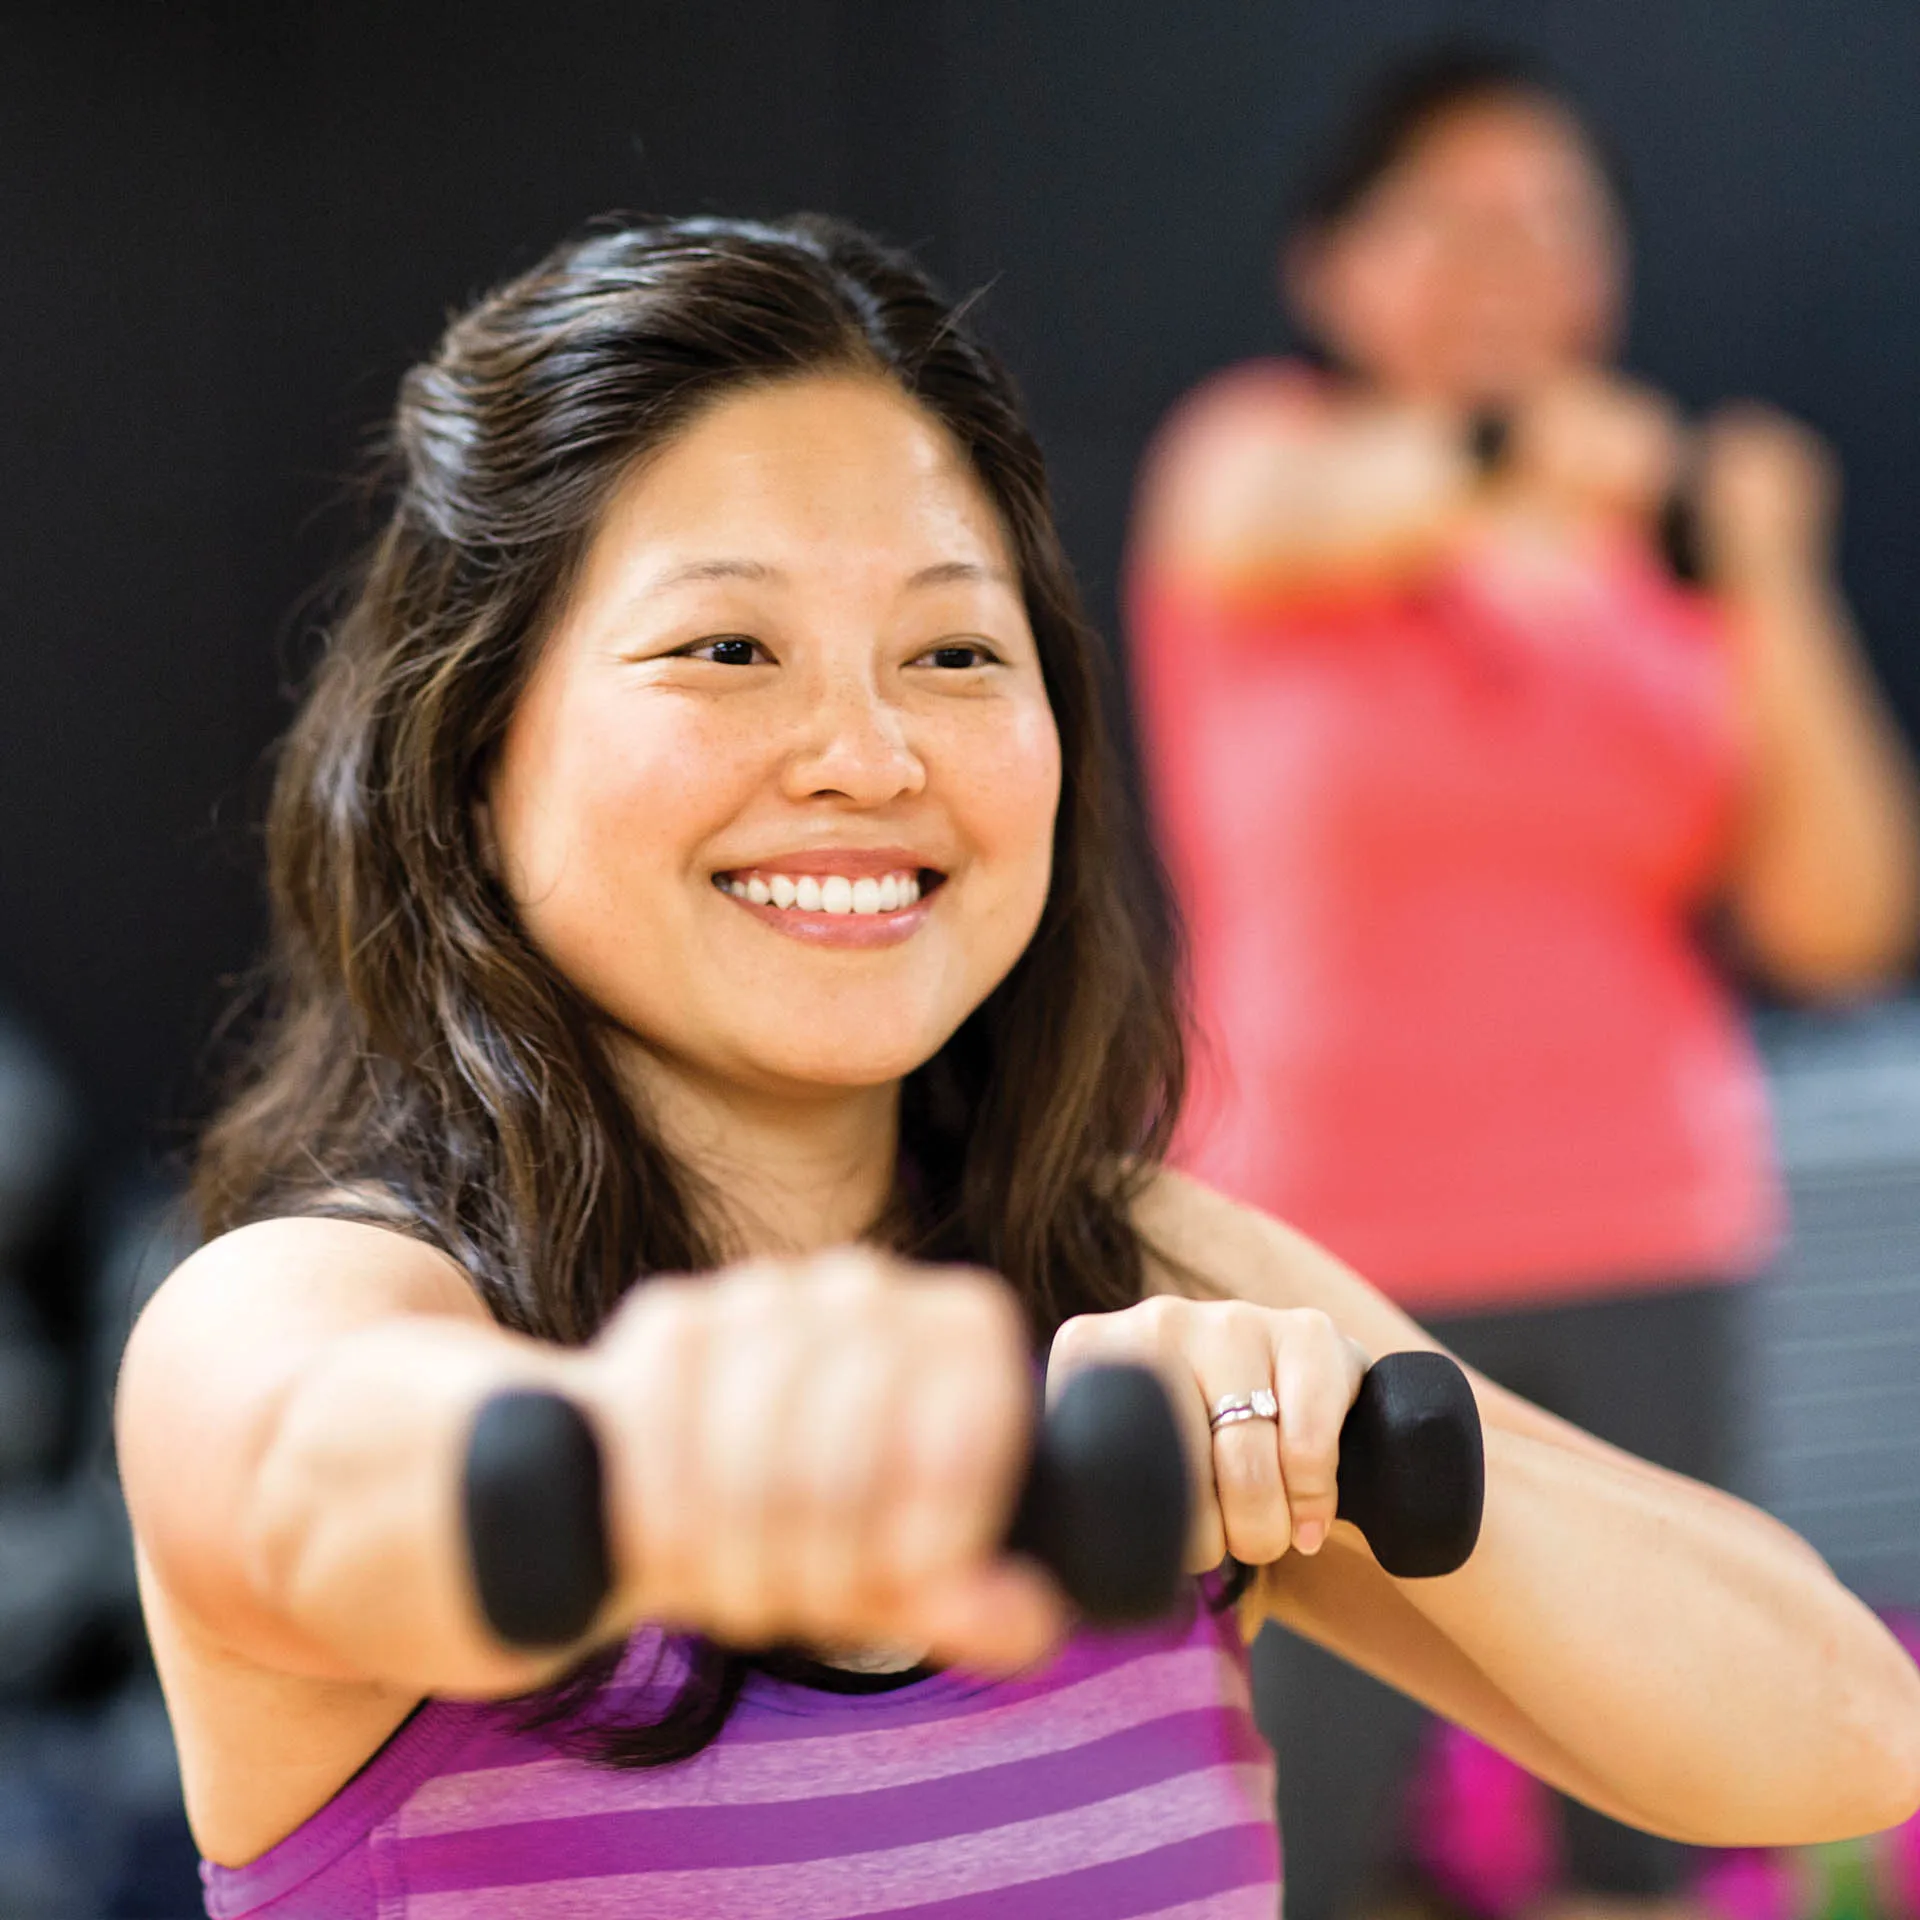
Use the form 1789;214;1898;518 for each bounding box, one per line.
589;374;1014;584
1375;95;1611;209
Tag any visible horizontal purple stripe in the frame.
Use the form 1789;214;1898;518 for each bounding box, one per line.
398;1706;1266;1894
849;1822;1279;1920
407;1649;1247;1832
398;1768;1276;1920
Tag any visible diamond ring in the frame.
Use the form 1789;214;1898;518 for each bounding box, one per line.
1208;1388;1279;1434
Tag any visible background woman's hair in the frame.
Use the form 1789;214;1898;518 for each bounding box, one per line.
192;212;1191;1763
1286;41;1633;239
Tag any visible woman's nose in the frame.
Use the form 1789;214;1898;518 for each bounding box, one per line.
779;674;926;806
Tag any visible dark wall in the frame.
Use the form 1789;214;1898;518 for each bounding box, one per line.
4;0;1917;1161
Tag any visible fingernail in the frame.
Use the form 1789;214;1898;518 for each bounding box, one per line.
1294;1521;1325;1556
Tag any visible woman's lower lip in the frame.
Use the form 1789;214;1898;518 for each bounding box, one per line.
718;890;935;947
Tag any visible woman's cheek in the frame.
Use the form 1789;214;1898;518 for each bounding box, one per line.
964;698;1061;926
527;706;735;970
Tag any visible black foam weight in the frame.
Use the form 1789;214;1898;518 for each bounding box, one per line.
1335;1350;1484;1578
463;1388;612;1648
1007;1364;1191;1626
1467;408;1513;476
1657;486;1706;585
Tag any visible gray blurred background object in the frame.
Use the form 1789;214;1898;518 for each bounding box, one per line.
1752;1003;1920;1612
0;1014;199;1914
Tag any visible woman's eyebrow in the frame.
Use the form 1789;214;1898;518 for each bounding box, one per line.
905;560;1016;591
642;557;1014;594
646;557;782;593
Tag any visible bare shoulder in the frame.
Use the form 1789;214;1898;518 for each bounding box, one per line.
1132;1164;1361;1308
1131;1166;1442;1360
116;1216;484;1636
1151;360;1327;466
117;1218;492;1862
1133;362;1330;551
1131;1167;1640;1480
133;1212;479;1334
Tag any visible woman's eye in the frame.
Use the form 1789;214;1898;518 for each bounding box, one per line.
917;642;996;670
684;635;768;666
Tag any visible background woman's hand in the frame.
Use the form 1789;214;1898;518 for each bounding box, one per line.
1046;1296;1368;1576
580;1250;1066;1672
1509;369;1688;521
1695;400;1839;590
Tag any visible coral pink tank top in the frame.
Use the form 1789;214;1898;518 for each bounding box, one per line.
1130;363;1780;1311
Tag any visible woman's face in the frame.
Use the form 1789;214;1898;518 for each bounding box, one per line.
1290;93;1626;406
488;374;1062;1104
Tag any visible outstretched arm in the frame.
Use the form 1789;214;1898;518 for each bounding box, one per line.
119;1221;1052;1703
1133;1169;1920;1847
1130;373;1479;598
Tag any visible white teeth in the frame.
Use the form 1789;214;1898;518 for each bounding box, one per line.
723;868;929;913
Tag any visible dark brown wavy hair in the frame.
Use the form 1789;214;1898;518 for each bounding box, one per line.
194;213;1193;1762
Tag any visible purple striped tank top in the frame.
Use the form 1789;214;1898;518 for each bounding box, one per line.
199;1582;1279;1918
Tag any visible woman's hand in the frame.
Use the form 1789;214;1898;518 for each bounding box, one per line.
1695;401;1839;591
578;1249;1066;1673
1046;1296;1369;1575
1507;369;1688;521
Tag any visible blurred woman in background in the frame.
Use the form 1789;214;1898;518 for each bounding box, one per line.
1127;45;1920;1920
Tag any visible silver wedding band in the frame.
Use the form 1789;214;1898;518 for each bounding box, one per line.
1208;1387;1279;1434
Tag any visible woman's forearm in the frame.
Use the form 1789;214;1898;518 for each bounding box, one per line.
1379;1418;1920;1843
238;1316;604;1699
1141;403;1481;596
1143;1141;1920;1844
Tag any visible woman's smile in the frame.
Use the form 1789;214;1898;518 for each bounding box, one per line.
711;849;946;949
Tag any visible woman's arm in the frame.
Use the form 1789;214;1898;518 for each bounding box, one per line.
1131;377;1479;597
117;1221;1057;1702
1700;406;1920;996
1134;1169;1920;1846
117;1217;608;1700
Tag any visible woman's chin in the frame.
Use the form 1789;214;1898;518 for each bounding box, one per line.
767;1047;936;1095
707;1025;946;1097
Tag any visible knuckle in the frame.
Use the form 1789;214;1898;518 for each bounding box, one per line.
1289;1305;1337;1345
1049;1314;1098;1367
802;1247;888;1294
944;1271;1022;1344
1208;1300;1265;1348
1282;1460;1338;1511
1132;1294;1193;1353
630;1280;696;1356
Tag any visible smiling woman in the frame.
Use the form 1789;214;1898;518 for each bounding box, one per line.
113;215;1920;1920
188;218;1167;1334
486;373;1061;1108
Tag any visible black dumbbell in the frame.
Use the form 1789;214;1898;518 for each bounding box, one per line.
1467;406;1705;586
1005;1351;1484;1625
464;1350;1485;1646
